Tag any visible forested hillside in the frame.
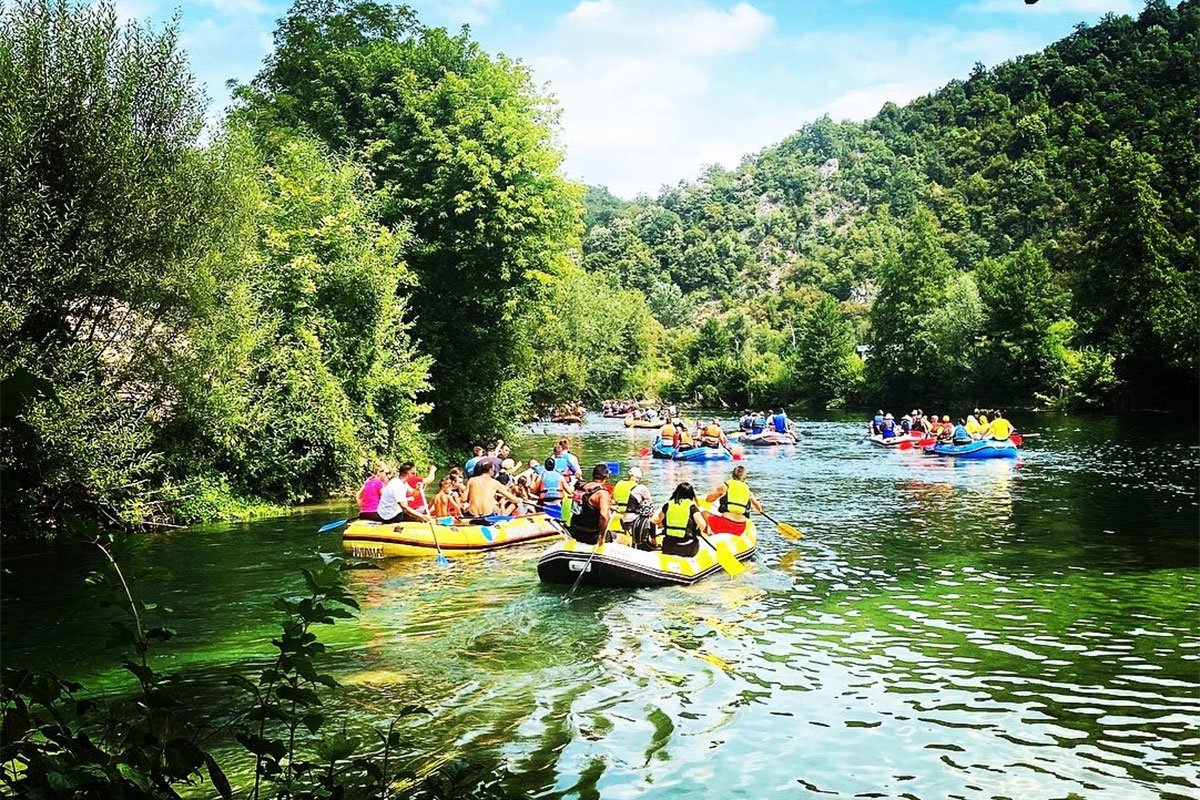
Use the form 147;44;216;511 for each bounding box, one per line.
584;0;1197;412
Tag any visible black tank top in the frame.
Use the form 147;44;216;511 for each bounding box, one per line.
569;484;605;536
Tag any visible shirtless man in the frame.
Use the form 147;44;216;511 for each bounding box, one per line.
464;461;522;518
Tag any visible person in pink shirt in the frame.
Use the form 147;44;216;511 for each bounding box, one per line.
357;463;389;521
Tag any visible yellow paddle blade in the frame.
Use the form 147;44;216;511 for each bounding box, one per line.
712;540;746;576
776;522;804;540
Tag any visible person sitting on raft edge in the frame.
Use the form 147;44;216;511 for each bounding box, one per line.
705;465;762;535
700;418;728;449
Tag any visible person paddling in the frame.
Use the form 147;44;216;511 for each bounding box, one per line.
377;464;433;524
705;465;762;534
568;463;613;546
652;482;707;557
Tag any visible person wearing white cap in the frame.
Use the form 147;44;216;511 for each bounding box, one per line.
612;466;655;549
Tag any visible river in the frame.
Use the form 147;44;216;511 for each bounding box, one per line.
2;412;1198;799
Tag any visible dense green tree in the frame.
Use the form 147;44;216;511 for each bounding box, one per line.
235;0;583;444
865;208;957;403
975;242;1070;398
0;0;247;527
1076;137;1197;402
792;294;858;409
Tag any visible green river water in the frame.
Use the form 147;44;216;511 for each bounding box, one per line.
2;413;1198;799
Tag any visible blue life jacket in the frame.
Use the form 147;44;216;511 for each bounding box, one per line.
772;414;788;434
553;454;571;474
542;470;563;500
465;456;481;475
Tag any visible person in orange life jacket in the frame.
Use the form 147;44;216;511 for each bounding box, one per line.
705;465;762;534
568;463;613;546
652;482;708;558
672;420;694;450
700;418;727;448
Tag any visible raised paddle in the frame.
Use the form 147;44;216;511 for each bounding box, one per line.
695;530;746;576
318;518;348;533
427;521;452;567
757;508;804;541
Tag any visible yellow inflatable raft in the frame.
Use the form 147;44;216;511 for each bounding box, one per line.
342;513;562;559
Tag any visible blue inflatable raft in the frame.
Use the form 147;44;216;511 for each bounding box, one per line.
923;439;1018;459
672;444;732;462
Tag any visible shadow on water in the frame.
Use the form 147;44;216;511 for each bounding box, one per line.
2;411;1198;798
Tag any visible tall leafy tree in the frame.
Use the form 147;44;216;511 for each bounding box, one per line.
975;241;1070;398
235;0;582;443
1077;137;1196;401
792;293;858;409
0;0;243;527
865;207;957;403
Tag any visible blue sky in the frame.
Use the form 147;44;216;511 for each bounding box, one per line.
122;0;1140;196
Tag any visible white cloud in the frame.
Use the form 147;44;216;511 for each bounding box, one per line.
966;0;1137;15
527;0;775;197
823;82;931;121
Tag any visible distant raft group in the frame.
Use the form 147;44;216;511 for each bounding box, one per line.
867;408;1021;459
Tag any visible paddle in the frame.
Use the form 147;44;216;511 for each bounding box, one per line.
695;530;746;576
716;442;744;462
318;518;348;533
638;446;651;457
565;536;603;600
427;522;452;567
757;508;804;541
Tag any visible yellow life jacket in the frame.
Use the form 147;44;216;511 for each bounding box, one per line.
612;479;636;512
663;500;695;539
990;418;1012;439
720;479;751;516
704;423;722;438
660;422;675;438
678;427;694;446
